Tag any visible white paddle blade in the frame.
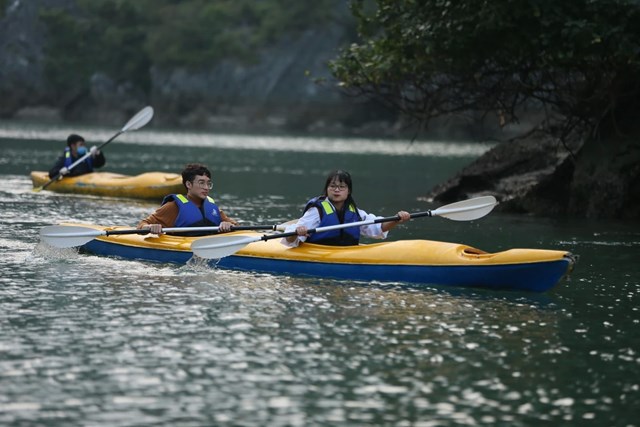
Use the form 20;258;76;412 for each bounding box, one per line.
432;196;498;221
191;235;262;259
122;106;154;132
40;225;106;248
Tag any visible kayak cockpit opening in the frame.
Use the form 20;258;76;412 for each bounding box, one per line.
460;247;490;258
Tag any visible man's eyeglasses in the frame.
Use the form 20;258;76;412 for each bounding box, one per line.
193;179;213;189
328;184;348;191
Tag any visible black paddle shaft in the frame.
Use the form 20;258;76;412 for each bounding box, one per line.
99;211;432;241
105;212;430;240
103;224;280;237
105;229;151;236
375;210;433;223
259;210;433;242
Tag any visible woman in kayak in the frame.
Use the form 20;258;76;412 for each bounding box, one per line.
48;134;106;178
137;163;237;235
283;170;410;247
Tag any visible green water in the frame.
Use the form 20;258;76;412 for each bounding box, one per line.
0;124;638;426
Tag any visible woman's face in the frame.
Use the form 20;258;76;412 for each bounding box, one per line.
326;179;349;204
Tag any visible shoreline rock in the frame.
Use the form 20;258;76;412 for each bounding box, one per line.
424;128;585;217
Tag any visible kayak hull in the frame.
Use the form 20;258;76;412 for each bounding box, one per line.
31;171;183;200
75;225;575;292
215;254;572;292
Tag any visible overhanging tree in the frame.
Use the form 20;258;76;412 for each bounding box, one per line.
329;0;640;218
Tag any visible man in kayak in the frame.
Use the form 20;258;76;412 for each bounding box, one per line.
283;170;411;247
137;163;237;235
48;134;106;178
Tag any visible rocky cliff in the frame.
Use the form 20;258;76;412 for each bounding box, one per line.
0;0;75;119
0;0;400;136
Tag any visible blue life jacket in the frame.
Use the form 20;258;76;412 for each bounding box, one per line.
304;197;361;246
63;147;93;170
162;194;221;230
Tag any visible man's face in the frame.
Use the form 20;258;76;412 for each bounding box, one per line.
186;174;212;200
71;141;86;156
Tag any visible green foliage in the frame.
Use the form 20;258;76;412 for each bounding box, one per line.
140;0;337;67
330;0;640;137
40;1;151;98
39;8;102;98
40;0;338;95
0;0;7;19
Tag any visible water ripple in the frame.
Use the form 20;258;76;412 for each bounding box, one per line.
0;131;638;426
0;125;493;157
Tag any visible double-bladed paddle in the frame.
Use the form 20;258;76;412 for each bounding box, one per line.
191;196;498;259
34;106;155;192
39;223;289;249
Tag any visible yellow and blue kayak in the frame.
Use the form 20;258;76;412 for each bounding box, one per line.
77;225;576;292
30;171;183;200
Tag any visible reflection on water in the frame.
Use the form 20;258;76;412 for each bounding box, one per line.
0;128;639;426
3;244;574;425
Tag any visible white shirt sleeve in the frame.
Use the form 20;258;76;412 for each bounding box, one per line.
280;207;321;247
356;208;388;240
280;206;388;247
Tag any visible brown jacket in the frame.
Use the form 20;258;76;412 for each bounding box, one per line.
137;196;237;229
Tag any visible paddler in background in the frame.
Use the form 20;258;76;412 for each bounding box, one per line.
48;134;106;178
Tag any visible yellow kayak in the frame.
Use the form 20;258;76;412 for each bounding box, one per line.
67;225;575;292
30;171;183;200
